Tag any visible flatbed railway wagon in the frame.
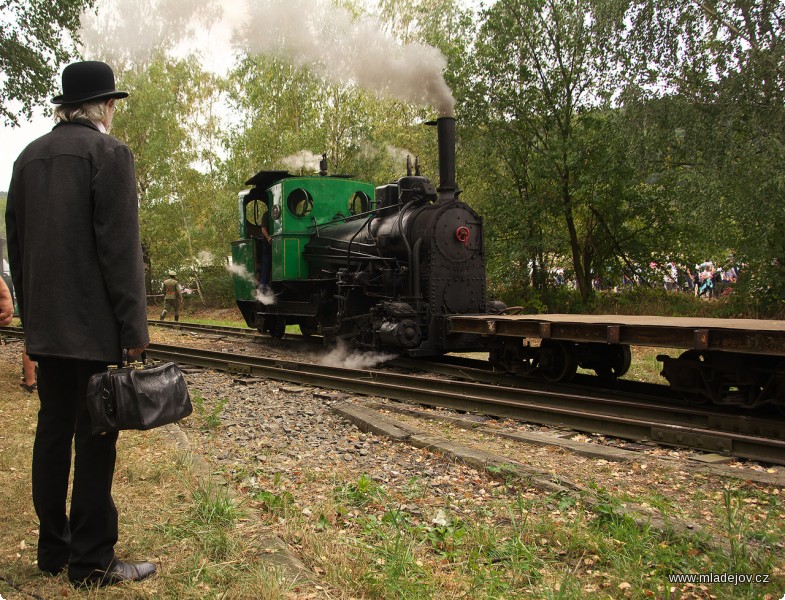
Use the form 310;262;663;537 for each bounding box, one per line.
451;313;785;410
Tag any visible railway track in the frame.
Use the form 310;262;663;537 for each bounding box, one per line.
145;341;785;465
5;323;784;464
147;321;684;395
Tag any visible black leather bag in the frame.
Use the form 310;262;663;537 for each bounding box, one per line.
86;352;192;435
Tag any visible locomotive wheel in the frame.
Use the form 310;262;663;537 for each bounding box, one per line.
538;340;578;383
299;320;318;338
268;317;287;339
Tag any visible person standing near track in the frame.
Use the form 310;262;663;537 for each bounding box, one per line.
160;270;182;321
5;60;156;587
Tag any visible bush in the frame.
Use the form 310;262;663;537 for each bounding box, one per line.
490;282;777;318
189;266;235;308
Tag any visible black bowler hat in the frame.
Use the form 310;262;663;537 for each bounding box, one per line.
51;61;129;105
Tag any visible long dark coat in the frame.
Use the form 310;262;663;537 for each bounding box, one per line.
5;119;149;362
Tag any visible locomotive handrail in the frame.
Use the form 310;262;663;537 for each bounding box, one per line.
347;213;383;269
301;248;395;262
412;237;423;298
317;203;399;229
397;203;413;291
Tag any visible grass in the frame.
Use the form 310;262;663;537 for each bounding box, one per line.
192;391;227;430
223;458;785;599
0;344;324;599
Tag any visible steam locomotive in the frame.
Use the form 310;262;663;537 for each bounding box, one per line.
231;117;503;355
230;118;785;409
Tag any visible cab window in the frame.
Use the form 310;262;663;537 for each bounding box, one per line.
287;188;313;218
246;198;268;226
348;191;370;215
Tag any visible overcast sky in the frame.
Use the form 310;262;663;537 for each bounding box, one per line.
2;112;54;191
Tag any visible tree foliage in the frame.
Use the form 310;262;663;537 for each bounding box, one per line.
457;0;784;313
20;0;777;315
621;0;785;312
0;0;95;126
461;0;636;302
111;56;233;299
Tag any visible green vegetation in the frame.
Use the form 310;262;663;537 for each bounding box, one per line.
1;0;94;127
15;0;769;316
0;365;314;599
5;345;781;598
192;392;227;431
258;472;783;599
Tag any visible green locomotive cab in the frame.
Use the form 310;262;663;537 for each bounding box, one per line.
231;168;376;337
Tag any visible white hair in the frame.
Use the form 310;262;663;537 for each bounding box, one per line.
54;100;110;124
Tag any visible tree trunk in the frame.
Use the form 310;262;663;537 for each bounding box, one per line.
561;166;591;302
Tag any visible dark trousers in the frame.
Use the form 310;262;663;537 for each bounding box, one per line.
33;357;118;578
161;298;180;320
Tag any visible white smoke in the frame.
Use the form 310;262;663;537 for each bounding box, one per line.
225;262;277;305
254;287;277;306
384;144;415;164
226;262;253;280
79;0;222;67
241;0;455;114
318;339;397;370
280;150;323;173
79;0;455;114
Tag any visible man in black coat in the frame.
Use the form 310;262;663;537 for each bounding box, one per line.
5;61;156;587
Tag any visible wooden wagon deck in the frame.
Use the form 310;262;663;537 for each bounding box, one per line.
448;314;785;356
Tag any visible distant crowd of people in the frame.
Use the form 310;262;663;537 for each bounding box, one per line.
547;258;739;299
661;260;738;298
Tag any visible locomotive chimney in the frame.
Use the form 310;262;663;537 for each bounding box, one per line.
431;116;457;202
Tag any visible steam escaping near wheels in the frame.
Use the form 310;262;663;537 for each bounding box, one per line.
317;340;397;370
226;263;277;306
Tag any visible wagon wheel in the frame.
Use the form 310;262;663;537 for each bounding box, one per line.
538;340;578;383
674;350;710;405
594;344;632;381
773;361;785;416
516;356;538;376
489;346;537;375
737;358;782;411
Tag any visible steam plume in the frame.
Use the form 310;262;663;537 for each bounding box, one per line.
241;0;455;115
280;150;323;173
318;340;397;370
79;0;455;114
226;263;276;305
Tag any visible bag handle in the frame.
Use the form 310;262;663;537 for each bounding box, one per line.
121;349;148;367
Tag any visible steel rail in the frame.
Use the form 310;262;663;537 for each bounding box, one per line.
0;326;24;341
4;325;783;464
146;322;775;432
146;342;785;465
148;322;675;398
150;320;259;337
